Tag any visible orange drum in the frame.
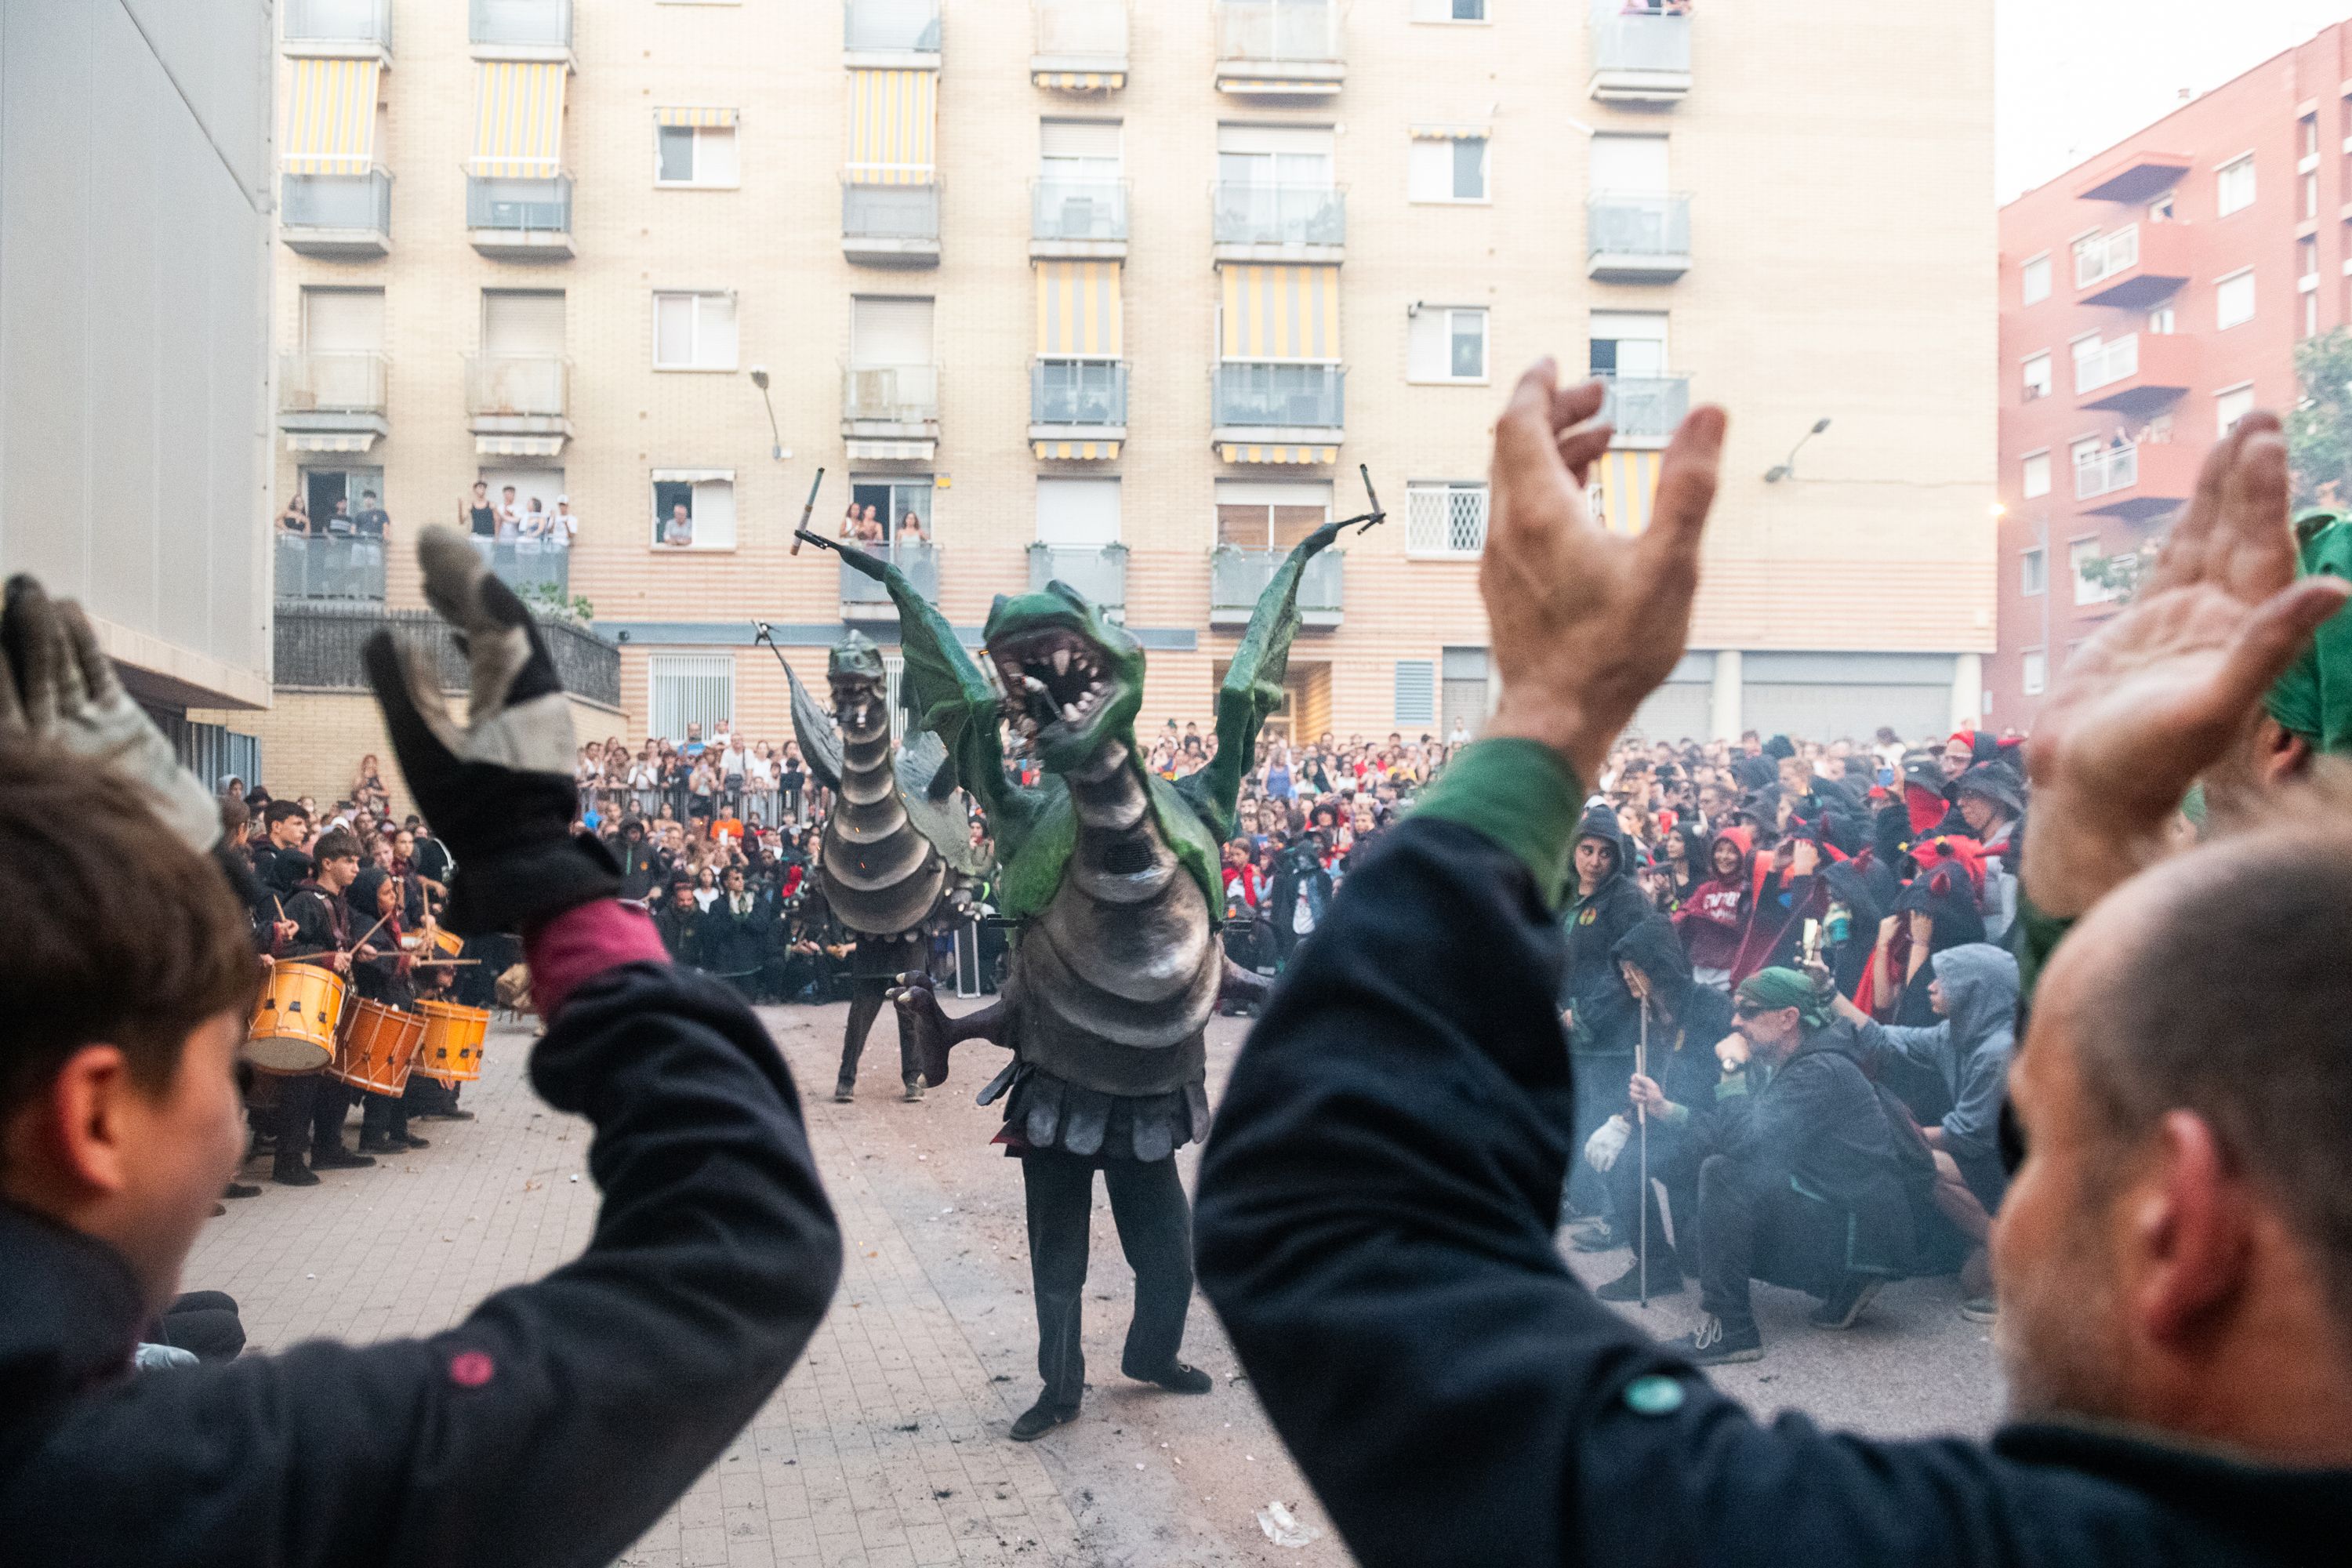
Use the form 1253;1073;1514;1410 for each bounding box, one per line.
332;998;426;1098
416;1000;490;1083
245;962;346;1073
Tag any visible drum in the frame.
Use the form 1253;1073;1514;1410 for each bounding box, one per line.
244;962;346;1073
331;998;426;1098
416;1000;491;1083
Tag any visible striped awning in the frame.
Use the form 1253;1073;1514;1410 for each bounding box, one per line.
1033;69;1126;90
1591;449;1663;536
476;434;568;459
283;58;379;175
1219;264;1340;361
285;431;379;455
472;61;567;176
654;107;740;128
1221;443;1337;465
1036;261;1122;357
1033;439;1121;460
847;69;937;185
1216;78;1341;96
1410;123;1490;140
847;438;937;461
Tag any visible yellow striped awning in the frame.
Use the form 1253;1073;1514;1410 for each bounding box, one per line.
1033;439;1122;460
1591;449;1663;536
1219;264;1341;361
282;58;379;176
473;61;566;176
1033;70;1127;90
1217;78;1341;96
847;69;937;185
1221;444;1338;465
654;107;741;128
1036;262;1122;357
1410;123;1491;140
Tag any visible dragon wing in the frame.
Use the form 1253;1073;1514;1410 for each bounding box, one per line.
785;658;844;797
896;728;991;877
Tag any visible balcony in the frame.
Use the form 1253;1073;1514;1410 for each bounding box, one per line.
278;351;389;454
1587;192;1691;282
1214;0;1342;96
1210;546;1343;628
842;362;940;461
1212;362;1345;455
276;603;618;706
2076;150;2192;205
275;532;387;604
1596;372;1690;448
2072;221;2193;310
1033;0;1127;87
1212;182;1345;261
1032;361;1129;449
469;0;572;61
2074;333;2197;416
466;353;571;458
1032;178;1129;259
466;174;572;259
1029;543;1128;619
1588;0;1691;104
845;0;941;64
842;182;941;265
284;0;391;60
2074;440;2200;521
468;535;572;599
840;543;941;622
280;169;392;259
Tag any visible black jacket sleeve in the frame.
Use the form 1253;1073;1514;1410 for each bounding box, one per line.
1194;816;2084;1568
3;963;841;1568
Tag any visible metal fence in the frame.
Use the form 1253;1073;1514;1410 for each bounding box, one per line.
1588;192;1691;257
1213;182;1345;246
842;183;941;241
276;533;387;602
281;170;392;235
276;603;619;707
466;174;572;234
1027;543;1128;616
1033;178;1129;241
1406;483;1488;557
840;543;942;608
1212;362;1344;428
844;0;941;52
1210;546;1344;618
1597;373;1690;441
1032;360;1128;426
471;0;571;47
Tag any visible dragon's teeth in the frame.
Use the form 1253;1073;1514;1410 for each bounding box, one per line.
1062;702;1080;722
1053;648;1071;676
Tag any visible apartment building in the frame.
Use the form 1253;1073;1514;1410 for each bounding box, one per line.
1993;22;2352;728
248;0;1993;797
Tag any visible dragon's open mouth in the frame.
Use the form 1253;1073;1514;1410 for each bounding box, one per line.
991;626;1111;756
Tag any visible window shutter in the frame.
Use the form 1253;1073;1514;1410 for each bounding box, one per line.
1040;118;1123;160
1394;659;1436;725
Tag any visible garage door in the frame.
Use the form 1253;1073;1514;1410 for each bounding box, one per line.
1627;682;1711;745
1740;652;1955;746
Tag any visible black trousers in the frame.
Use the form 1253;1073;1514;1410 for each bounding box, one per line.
1602;1125;1701;1276
1020;1149;1193;1409
358;1078;416;1142
272;1073;354;1164
1693;1154;1844;1333
154;1290;245;1363
835;976;915;1088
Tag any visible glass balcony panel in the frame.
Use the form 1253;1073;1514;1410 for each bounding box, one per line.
285;0;391;46
1031;361;1128;426
1214;0;1339;64
1595;373;1690;441
1587;192;1691;256
280;169;392;235
466;354;569;419
2075;445;2140;500
466;174;572;234
1033;0;1127;58
1210;546;1343;616
1213;182;1345;246
278;351;388;414
467;536;571;597
1028;542;1128;615
841;543;941;606
845;0;942;53
470;0;572;47
275;532;387;603
842;183;941;241
1033;178;1129;241
1212;362;1344;429
1588;1;1690;74
843;364;941;423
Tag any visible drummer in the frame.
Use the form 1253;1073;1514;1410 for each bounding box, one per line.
345;867;430;1156
270;828;375;1187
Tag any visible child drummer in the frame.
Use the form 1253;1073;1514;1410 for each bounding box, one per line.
345;866;430;1155
271;827;372;1185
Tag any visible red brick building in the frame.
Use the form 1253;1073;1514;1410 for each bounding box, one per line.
1992;23;2352;726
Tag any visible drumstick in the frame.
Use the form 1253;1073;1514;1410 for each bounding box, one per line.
788;467;825;554
349;913;392;955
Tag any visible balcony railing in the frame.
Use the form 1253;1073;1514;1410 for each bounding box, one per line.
2074;336;2140;395
276;602;618;706
1588;0;1691;100
1033;360;1128;427
1033;0;1127;60
281;169;392;237
466;354;569;419
1595;373;1690;441
278;351;388;415
1210;545;1343;623
285;0;392;49
1033;178;1130;241
466;174;572;234
1588;192;1691;258
275;532;387;604
1406;485;1490;557
2074;445;2140;500
1214;362;1344;429
2075;226;2140;289
469;535;572;598
1214;0;1339;65
842;183;941;242
845;0;942;53
1029;543;1128;617
1213;182;1345;247
843;363;941;424
470;0;571;48
841;543;941;611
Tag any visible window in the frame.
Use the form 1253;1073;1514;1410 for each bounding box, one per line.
2148;193;2175;223
1040;117;1123;182
2307;289;2323;340
1216;478;1330;549
2021;450;2051;499
2021;352;2052;401
2022;650;2047;696
1590;310;1668;377
2216;383;2256;437
2303;114;2321;160
1407;305;1488;382
2020;546;2046;597
2147;304;2175;334
1218;122;1334;189
1590;132;1669;196
2216;269;2255;330
1409;134;1488;202
1440;647;1490;739
650;470;737;550
2071;538;2114;606
655;122;739;187
850;477;934;545
653;292;738;370
1393;659;1436;726
2020;253;2051;305
2216;154;2256;216
648;652;735;742
1036;477;1120;545
1406;481;1489;557
1411;0;1486;18
2307;170;2321;220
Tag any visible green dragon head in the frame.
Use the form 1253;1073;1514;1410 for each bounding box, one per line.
828;629;889;742
983;582;1145;776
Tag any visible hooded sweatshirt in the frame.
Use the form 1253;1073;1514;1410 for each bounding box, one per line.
1609;916;1733;1117
1559;804;1651;1056
1854;943;2018;1165
1671;826;1752;974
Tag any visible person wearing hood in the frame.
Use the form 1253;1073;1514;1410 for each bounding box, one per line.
1672;826;1752;989
1954;764;2025;942
1578;916;1737;1298
1820;856;1893;1000
1866;863;1986;1123
1559;804;1653;1212
345;866;430;1155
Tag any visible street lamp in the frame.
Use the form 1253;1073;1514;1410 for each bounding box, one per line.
749;365;783;460
1763;417;1832;483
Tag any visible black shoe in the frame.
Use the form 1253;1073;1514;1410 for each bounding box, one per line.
1809;1274;1886;1330
1595;1258;1684;1301
1123;1359;1213;1394
399;1132;431;1149
1673;1314;1763;1366
902;1078;924;1102
272;1160;321;1188
418;1108;474;1122
1570;1224;1626;1254
1008;1396;1081;1441
222;1181;261;1200
310;1145;376;1171
356;1133;397;1154
833;1080;855;1104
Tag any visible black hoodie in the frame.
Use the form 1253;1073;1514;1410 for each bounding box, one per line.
1608;916;1731;1118
1559;805;1651;1057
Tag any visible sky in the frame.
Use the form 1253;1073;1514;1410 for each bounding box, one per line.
1998;0;2352;201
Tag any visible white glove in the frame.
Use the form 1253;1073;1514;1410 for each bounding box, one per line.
1584;1115;1632;1174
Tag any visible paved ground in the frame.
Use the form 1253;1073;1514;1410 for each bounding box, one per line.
189;1001;2004;1567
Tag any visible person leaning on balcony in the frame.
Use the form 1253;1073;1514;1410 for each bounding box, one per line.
352;491;390;542
463;480;495;539
662;503;695;548
550;496;579;549
276;494;310;535
896;510;927;546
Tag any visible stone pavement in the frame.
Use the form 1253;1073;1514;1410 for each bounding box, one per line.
187;1000;2004;1567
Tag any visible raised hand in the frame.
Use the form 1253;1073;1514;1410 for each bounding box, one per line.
2023;415;2350;917
1480;361;1726;787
